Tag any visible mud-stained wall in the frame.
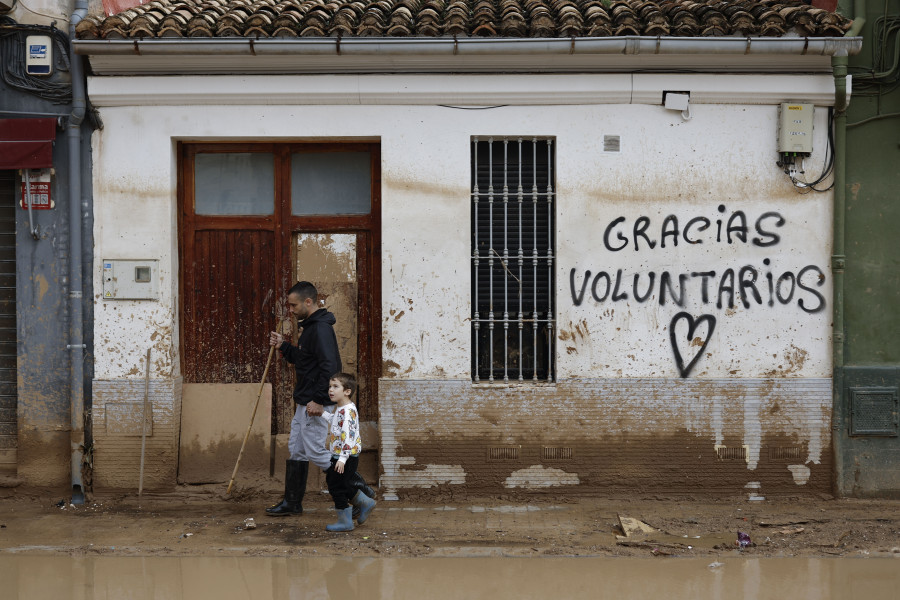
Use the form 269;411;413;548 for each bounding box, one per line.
90;114;181;488
92;378;182;490
380;378;832;498
374;95;832;497
87;73;835;492
5;69;95;487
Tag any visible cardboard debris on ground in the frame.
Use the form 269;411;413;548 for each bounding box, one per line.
616;515;660;541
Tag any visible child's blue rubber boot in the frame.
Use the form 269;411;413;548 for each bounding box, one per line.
352;491;376;524
326;507;355;532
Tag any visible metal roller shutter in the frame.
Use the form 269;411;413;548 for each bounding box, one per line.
0;171;17;473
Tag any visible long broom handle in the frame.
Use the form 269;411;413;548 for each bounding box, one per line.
226;343;276;495
138;348;151;498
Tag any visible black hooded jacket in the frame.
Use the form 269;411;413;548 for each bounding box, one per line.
279;308;341;407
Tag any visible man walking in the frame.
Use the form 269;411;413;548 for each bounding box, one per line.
267;281;374;516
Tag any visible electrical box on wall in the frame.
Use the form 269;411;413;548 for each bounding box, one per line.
778;103;814;154
25;35;53;76
103;260;159;300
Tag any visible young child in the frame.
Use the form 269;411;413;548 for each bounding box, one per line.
321;372;376;532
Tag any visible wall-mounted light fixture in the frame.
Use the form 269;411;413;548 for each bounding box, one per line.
663;91;692;121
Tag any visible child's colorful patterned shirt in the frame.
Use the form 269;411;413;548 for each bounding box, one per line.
322;402;362;465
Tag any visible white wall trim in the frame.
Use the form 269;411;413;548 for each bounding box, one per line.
87;73;836;107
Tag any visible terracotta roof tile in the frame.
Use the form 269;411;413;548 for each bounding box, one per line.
76;0;853;40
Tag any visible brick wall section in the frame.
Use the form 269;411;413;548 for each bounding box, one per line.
92;377;183;491
380;378;832;499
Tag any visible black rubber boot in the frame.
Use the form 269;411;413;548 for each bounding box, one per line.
351;472;376;499
349;472;375;521
266;460;307;516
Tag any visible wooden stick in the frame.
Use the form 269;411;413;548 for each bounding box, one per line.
226;343;276;495
138;348;151;499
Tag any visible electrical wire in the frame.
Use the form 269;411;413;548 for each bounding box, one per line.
0;16;72;104
847;110;900;127
786;107;835;193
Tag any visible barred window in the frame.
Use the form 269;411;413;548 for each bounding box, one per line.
471;138;555;383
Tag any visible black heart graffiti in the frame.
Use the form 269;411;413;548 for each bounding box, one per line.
669;312;717;378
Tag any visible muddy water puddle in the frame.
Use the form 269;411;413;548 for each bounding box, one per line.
1;555;898;599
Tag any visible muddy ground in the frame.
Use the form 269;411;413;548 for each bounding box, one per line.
1;484;898;559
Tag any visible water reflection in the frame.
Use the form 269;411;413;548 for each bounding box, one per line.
1;555;897;599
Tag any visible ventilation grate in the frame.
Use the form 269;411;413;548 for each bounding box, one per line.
603;135;621;153
769;446;803;461
715;445;747;461
542;446;573;461
488;446;520;460
850;388;899;437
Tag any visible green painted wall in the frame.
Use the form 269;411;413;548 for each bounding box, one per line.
841;0;900;365
836;0;900;497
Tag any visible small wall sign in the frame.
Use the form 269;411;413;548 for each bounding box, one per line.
20;181;54;210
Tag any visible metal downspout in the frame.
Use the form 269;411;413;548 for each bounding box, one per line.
831;51;848;497
830;0;866;499
68;0;89;504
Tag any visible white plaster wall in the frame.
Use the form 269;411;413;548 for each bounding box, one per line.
557;104;833;379
9;0;70;26
89;78;832;382
92;114;180;379
9;0;105;27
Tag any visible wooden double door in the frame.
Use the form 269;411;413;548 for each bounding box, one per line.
179;143;381;429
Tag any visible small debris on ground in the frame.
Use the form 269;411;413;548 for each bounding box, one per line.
776;526;805;535
617;515;659;540
758;520;809;527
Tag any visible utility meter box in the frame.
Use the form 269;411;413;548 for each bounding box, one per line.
103;259;159;300
25;35;53;76
778;103;814;154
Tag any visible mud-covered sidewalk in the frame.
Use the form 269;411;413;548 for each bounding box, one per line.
1;487;898;559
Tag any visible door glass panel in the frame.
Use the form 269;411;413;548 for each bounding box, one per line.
291;152;371;215
195;153;274;215
294;234;358;382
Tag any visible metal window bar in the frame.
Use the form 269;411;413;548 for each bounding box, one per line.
517;139;524;382
532;139;538;381
471;137;555;382
545;139;554;379
472;139;480;382
488;139;494;382
502;140;509;382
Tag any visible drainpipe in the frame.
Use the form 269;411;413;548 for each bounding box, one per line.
831;51;847;497
846;0;866;37
68;0;88;504
831;0;865;499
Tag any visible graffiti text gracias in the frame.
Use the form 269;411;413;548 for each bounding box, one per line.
569;205;827;314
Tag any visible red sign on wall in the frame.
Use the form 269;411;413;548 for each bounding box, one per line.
20;181;53;210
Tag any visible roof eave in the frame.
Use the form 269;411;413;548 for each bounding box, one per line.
75;35;863;76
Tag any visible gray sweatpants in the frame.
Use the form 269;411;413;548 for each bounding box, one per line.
287;404;332;470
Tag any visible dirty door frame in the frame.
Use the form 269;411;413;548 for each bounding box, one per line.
178;141;382;433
